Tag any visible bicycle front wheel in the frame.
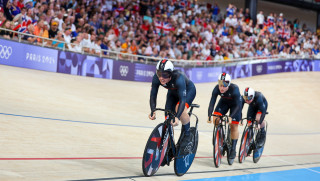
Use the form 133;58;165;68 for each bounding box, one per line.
174;127;198;176
213;126;223;168
142;123;169;177
238;128;252;163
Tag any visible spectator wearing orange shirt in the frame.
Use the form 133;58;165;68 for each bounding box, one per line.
121;37;131;53
34;20;48;44
129;40;138;55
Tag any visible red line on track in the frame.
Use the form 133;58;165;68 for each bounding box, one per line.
0;157;141;160
0;153;319;160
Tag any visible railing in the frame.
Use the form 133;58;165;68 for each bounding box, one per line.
0;27;318;68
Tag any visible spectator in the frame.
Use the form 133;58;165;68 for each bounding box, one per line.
17;0;24;9
129;40;139;55
0;8;6;27
8;0;21;19
244;8;251;24
100;36;109;55
201;44;211;59
23;24;37;43
0;20;13;39
211;3;220;22
68;35;82;53
121;37;130;53
81;32;92;53
63;28;72;44
52;31;65;49
90;38;102;55
226;4;235;17
48;20;58;38
256;11;264;29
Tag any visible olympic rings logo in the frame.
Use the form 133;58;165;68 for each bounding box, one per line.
0;45;13;59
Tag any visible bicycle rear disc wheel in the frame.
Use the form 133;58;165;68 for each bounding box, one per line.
253;127;267;163
174;127;198;176
213;126;223;168
142;123;169;177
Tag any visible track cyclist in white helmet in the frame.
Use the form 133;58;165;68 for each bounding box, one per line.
207;72;244;163
243;87;268;147
149;59;197;157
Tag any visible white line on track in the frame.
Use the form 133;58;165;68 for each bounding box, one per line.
270;157;320;174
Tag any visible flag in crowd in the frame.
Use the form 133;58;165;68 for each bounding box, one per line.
155;21;173;34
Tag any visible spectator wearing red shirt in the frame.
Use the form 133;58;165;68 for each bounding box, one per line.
17;0;24;9
288;32;298;46
141;19;150;31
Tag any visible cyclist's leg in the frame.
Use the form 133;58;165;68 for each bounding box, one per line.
229;105;242;159
256;101;268;147
247;105;256;124
256;116;266;147
176;85;196;155
165;90;179;120
175;84;196;134
212;100;229;126
256;100;268;129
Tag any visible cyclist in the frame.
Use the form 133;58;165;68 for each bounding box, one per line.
243;87;268;147
207;72;243;161
149;59;197;155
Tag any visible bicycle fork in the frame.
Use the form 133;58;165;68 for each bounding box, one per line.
162;125;176;166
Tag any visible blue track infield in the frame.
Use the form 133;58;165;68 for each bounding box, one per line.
184;167;320;181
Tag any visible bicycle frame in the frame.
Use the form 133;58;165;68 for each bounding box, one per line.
153;108;177;159
239;117;268;163
243;119;260;147
155;107;199;159
213;115;230;147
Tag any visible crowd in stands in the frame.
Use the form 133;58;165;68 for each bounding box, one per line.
1;0;320;62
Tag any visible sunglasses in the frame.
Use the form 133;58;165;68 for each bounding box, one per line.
218;80;229;87
156;70;171;79
243;95;253;101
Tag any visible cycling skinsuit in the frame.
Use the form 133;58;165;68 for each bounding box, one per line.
150;70;196;119
247;91;268;124
208;83;243;124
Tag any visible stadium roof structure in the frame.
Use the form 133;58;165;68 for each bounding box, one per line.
265;0;320;11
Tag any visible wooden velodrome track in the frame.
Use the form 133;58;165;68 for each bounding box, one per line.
0;64;319;181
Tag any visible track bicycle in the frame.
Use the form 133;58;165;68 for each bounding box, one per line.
142;104;200;177
210;114;234;168
238;113;268;163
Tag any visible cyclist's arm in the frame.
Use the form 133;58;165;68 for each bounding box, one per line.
257;96;267;124
229;86;242;118
208;85;219;117
176;75;187;119
150;74;160;113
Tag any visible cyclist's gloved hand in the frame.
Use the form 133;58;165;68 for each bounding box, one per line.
149;112;156;120
207;116;212;124
239;120;244;126
171;117;179;127
228;117;232;124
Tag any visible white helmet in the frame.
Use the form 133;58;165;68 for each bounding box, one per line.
156;59;174;78
218;72;231;87
243;87;255;101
